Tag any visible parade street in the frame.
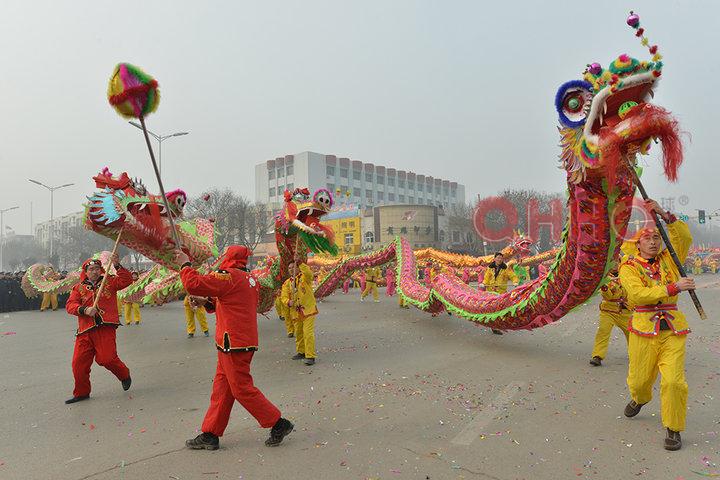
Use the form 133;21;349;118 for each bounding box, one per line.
1;278;718;480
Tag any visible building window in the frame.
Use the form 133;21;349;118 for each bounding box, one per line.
353;187;361;197
365;172;373;182
417;184;423;192
353;170;361;181
439;230;446;241
268;169;275;180
277;168;284;177
340;168;348;178
327;183;335;192
364;231;375;243
467;232;473;243
388;193;395;201
399;179;405;188
388;177;395;187
452;231;460;243
326;165;335;176
269;187;275;197
286;183;294;192
286;165;293;175
408;182;415;190
377;176;384;185
344;233;354;245
365;191;373;200
377;191;384;201
399;194;405;202
409;197;414;204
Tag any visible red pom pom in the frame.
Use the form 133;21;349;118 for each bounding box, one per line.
635;28;644;37
652;70;662;77
202;193;211;202
649;45;658;54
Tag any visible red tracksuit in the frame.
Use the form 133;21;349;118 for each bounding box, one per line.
180;246;281;436
66;266;133;397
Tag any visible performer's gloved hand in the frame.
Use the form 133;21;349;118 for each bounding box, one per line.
84;306;98;317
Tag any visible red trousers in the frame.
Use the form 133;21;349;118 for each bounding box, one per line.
201;351;281;437
72;326;130;397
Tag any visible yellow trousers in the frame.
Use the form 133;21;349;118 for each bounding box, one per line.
124;303;142;324
590;311;630;359
185;306;208;334
361;282;379;301
627;331;688;432
284;315;295;336
40;293;58;311
692;266;702;275
294;315;316;359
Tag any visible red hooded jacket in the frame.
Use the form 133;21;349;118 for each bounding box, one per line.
180;245;260;352
66;259;134;335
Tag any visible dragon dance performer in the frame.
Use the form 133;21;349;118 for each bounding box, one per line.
278;262;297;337
123;271;142;325
361;266;381;302
176;246;294;450
64;254;133;404
692;257;703;275
482;252;519;335
40;268;62;311
589;262;630;367
710;259;718;274
619;199;694;451
283;261;318;365
184;290;209;338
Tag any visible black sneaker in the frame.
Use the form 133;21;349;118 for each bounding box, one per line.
187;333;194;338
664;428;682;451
121;377;132;391
186;432;219;450
624;400;645;418
304;358;316;366
287;332;294;338
64;395;89;404
492;329;504;335
292;353;305;360
203;331;210;337
589;356;602;366
265;418;294;446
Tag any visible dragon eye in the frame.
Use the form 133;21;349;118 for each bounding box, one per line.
555;80;593;128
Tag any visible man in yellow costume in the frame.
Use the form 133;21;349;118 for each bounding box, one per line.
40;268;61;311
277;262;296;338
589;263;630;367
619;199;694;451
692;256;703;275
123;271;142;325
184;291;209;338
482;252;519;335
283;261;318;366
361;267;381;302
709;259;718;274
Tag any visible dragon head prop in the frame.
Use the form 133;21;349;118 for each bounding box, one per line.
84;168;218;270
275;187;338;259
504;231;533;258
557;12;682;186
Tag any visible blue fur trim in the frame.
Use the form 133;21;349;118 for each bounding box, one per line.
555;80;593;129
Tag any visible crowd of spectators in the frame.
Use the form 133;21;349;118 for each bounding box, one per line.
0;271;69;313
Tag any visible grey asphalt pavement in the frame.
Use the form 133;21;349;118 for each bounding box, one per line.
0;276;719;480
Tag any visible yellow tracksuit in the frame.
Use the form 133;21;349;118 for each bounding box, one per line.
483;264;519;294
279;278;295;336
284;264;318;359
619;220;692;432
590;276;630;359
184;295;209;335
692;257;702;275
361;267;380;301
124;302;142;325
710;260;718;274
40;292;59;311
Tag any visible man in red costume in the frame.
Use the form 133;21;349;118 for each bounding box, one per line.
64;254;134;404
176;245;293;450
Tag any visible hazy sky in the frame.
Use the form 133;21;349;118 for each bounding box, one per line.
1;0;717;236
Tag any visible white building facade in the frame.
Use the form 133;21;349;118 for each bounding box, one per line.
255;152;466;212
34;211;85;248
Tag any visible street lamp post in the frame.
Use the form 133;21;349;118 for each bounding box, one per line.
28;179;74;259
128;122;189;179
1;206;19;271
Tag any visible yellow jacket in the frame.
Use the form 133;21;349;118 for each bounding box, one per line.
281;264;318;319
619;220;692;337
365;267;381;283
599;276;629;314
483;264;519;294
694;257;702;267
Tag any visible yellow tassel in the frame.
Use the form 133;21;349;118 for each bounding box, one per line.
652;54;662;62
641;38;649;46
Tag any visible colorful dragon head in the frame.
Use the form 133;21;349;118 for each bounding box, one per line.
84;168;218;270
504;231;533;258
557;12;681;185
275;186;338;261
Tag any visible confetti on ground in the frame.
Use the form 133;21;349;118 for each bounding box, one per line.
1;332;16;336
692;472;720;478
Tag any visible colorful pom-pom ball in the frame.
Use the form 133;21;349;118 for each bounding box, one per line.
107;63;160;119
627;11;640;28
588;63;602;75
